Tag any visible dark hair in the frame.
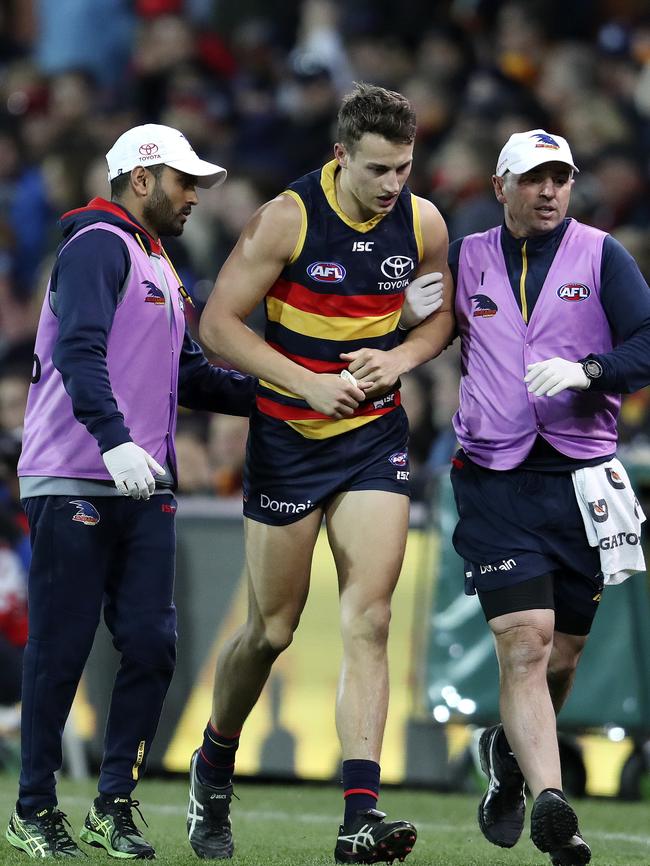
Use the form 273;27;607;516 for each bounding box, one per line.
337;82;416;152
110;163;165;200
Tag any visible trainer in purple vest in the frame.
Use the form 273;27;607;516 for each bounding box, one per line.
453;219;620;469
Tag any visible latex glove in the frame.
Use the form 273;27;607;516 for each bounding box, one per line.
399;271;444;329
102;442;165;500
525;357;589;397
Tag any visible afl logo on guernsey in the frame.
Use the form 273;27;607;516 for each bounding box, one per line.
307;262;346;283
557;283;591;302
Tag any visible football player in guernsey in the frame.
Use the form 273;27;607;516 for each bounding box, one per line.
450;130;650;866
185;83;454;863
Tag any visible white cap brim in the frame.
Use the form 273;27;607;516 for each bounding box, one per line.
164;155;227;188
497;151;578;177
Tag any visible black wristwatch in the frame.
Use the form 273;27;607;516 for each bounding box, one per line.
580;358;603;383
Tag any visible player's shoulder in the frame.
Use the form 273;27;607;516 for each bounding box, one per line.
239;192;304;261
411;194;449;259
257;191;305;227
411;194;447;233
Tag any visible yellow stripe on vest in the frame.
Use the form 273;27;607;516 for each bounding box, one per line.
411;194;423;264
519;240;529;323
266;296;400;341
258;378;303;399
285;414;379;439
282;190;308;264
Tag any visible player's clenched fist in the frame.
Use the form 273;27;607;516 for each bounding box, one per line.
301;372;367;418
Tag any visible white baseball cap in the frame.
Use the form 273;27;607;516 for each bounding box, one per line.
495;129;578;177
106;123;227;189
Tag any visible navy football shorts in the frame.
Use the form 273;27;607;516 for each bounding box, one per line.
450;449;603;633
243;405;410;526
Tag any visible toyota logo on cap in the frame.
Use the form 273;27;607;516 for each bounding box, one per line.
381;256;414;279
139;143;159;156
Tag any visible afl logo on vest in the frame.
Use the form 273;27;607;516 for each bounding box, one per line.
557;282;591;301
307;262;346;283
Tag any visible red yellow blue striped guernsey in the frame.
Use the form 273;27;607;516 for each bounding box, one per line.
258;158;423;439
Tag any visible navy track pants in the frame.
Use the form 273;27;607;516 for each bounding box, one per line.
18;494;177;813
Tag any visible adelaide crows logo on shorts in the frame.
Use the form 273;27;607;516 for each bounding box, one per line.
470;294;498;318
605;467;626;489
70;500;100;526
143;280;165;304
588;499;609;523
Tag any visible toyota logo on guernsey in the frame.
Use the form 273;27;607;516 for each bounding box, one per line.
307;262;346;283
138;142;160;160
381;256;414;279
378;255;414;291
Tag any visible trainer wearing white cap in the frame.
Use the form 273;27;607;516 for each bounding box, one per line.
106;123;227;188
446;127;650;866
6;122;253;859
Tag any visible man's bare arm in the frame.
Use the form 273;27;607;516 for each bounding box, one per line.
199;194;365;417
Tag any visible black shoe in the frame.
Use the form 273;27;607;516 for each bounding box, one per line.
477;724;526;848
531;789;591;866
549;832;592;866
79;795;155;859
6;806;86;858
187;749;234;859
334;808;417;864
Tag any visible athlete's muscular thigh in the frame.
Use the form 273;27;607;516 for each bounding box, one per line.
243;510;323;635
325;490;409;600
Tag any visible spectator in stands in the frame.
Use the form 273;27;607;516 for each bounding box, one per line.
0;516;27;724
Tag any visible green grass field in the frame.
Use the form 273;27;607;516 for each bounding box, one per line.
0;771;648;865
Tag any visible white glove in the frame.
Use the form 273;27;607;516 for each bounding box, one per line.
102;442;165;500
399;271;444;329
524;357;590;397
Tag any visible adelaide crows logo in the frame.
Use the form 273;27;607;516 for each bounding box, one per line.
471;294;498;318
70;500;100;526
143;280;165;304
531;132;560;150
588;499;609;523
605;467;626;490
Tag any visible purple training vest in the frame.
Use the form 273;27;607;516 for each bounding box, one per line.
453;219;620;469
18;223;185;479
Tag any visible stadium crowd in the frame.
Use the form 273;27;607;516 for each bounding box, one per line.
2;0;650;715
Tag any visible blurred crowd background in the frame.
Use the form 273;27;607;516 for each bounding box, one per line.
3;0;650;729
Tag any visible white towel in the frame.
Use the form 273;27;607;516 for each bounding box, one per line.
572;458;646;585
